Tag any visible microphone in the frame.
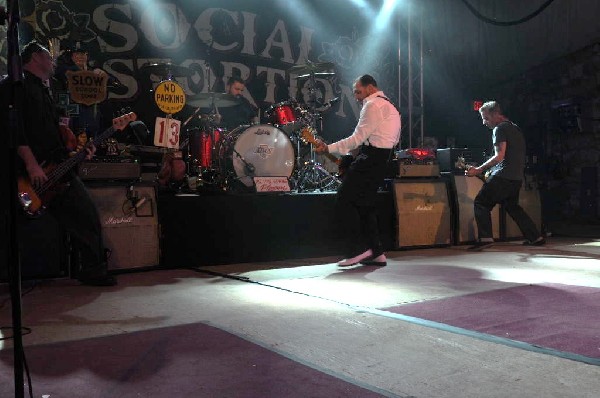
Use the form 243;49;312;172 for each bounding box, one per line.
322;97;340;109
182;106;203;128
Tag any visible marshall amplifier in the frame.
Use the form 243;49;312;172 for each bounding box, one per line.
86;183;159;270
398;162;440;178
392;179;452;248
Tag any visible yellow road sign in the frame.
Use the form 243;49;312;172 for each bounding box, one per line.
154;80;186;114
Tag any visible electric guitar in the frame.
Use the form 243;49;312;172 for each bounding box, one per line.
299;127;359;178
454;156;492;183
299;126;342;166
18;112;137;216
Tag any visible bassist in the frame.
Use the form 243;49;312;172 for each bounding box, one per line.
0;41;115;286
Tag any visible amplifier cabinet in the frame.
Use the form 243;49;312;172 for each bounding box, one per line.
504;185;543;239
87;184;159;270
449;175;500;244
392;179;452;248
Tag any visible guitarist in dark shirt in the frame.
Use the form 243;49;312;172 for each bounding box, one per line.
0;41;116;286
466;101;545;249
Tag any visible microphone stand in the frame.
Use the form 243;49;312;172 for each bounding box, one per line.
232;148;256;175
2;1;26;397
294;66;340;192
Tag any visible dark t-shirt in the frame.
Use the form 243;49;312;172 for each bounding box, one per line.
0;72;65;174
490;121;525;181
215;96;256;131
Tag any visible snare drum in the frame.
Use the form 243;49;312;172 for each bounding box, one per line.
265;100;304;133
216;124;295;187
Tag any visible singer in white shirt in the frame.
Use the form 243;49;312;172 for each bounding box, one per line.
315;74;400;267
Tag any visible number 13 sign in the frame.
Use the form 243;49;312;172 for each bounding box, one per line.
154;117;181;149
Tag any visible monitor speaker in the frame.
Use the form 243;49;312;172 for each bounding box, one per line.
87;184;160;270
392;180;452;248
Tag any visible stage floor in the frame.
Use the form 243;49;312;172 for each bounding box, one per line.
2;237;599;397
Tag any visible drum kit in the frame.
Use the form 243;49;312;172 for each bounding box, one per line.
141;60;341;193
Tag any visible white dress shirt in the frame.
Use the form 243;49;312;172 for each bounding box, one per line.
328;91;401;155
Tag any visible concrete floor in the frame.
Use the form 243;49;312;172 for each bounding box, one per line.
1;237;600;397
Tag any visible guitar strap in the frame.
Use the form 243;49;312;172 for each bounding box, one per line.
376;95;399;112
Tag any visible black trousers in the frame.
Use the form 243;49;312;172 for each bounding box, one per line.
48;176;108;277
336;145;391;257
474;175;540;242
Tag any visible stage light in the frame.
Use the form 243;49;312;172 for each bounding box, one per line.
375;0;400;31
348;0;376;17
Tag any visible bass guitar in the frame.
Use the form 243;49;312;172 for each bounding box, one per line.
18;112;137;216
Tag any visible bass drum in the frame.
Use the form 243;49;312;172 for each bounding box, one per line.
217;124;295;187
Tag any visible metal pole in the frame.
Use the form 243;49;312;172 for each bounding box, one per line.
4;0;26;396
419;6;424;146
407;3;413;148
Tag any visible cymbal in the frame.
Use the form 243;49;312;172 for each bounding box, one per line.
187;93;241;108
289;62;335;75
141;62;192;77
296;72;336;79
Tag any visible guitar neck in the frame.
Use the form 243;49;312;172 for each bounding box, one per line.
37;126;115;195
323;152;340;165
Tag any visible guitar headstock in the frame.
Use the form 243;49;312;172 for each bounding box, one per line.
300;127;318;145
454;156;467;170
112;112;137;132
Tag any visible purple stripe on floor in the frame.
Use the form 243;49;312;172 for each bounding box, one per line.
382;283;600;359
0;322;387;397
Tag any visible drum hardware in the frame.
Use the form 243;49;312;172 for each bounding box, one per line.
296;72;336;80
289;61;340;192
289;61;335;75
232;147;256;174
186;92;241;108
140;62;193;79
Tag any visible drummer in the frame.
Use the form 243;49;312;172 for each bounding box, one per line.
213;76;258;130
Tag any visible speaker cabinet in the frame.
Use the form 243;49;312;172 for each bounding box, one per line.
392;179;452;248
87;184;159;270
452;175;500;243
504;185;543;239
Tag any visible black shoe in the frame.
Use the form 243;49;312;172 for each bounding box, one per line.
338;249;373;267
78;274;117;287
523;237;546;246
361;254;387;266
467;241;494;251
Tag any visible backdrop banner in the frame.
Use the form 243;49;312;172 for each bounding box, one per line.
3;0;399;142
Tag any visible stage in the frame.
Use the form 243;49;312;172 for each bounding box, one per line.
2;238;600;397
158;191;396;267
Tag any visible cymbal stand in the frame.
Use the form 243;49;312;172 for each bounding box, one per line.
294;71;341;192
